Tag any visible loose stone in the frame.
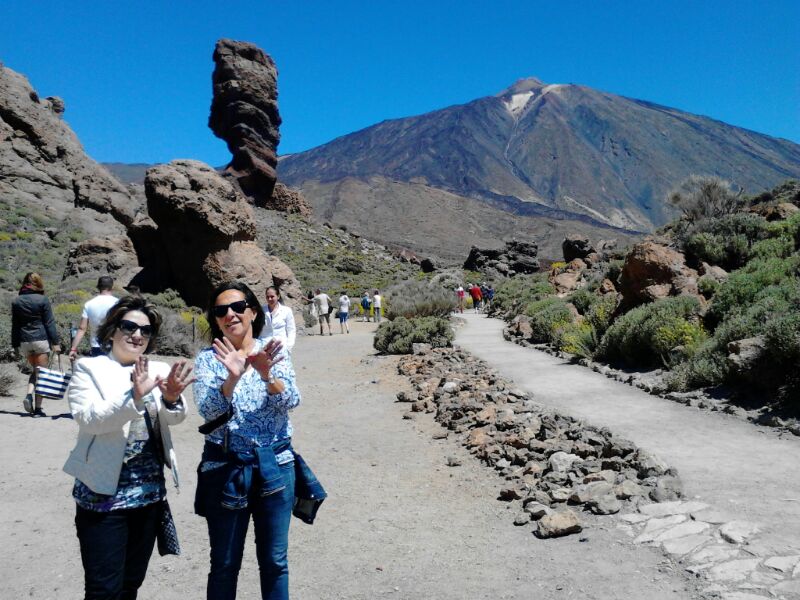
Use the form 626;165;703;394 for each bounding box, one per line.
536;509;582;539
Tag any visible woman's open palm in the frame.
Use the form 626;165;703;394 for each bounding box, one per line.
213;337;247;377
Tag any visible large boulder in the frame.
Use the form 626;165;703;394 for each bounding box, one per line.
209;39;281;207
142;160;301;307
62;236;140;283
269;182;312;216
464;239;539;277
618;241;702;308
562;234;595;262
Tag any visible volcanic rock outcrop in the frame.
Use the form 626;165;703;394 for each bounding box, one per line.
140;160;301;307
463;240;540;278
209;39;282;207
618;241;702;309
269;182;312;217
0;65;137;226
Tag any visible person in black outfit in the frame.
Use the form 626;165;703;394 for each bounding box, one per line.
11;272;61;416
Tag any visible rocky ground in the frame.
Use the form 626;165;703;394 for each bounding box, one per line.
2;319;708;600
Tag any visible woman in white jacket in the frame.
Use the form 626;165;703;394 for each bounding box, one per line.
63;295;194;600
259;286;296;356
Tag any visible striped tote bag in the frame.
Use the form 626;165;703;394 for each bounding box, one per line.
35;355;72;400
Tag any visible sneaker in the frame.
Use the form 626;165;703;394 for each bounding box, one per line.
23;394;33;414
33;408;47;418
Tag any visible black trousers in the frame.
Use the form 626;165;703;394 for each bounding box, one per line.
75;503;160;600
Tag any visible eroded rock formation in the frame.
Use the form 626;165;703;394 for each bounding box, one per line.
618;241;702;309
141;160;301;307
210;39;281;206
270;182;312;216
463;240;540;278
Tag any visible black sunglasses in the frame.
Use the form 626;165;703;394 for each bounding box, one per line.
213;300;250;318
118;319;154;338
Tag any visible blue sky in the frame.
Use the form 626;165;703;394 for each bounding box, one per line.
1;1;797;165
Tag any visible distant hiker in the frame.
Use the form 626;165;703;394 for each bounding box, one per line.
70;275;118;360
372;289;383;323
455;285;465;313
65;295;191;599
260;286;297;356
360;292;371;322
485;284;495;312
338;292;351;334
11;272;61;417
313;288;333;335
469;283;483;313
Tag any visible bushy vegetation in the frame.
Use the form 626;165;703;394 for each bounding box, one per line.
489;274;553;317
385;278;455;319
373;316;454;354
524;298;573;344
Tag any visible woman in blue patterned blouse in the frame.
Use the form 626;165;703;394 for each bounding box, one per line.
193;281;301;600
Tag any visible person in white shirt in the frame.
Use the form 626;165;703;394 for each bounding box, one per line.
372;289;382;323
312;289;333;336
338;292;351;334
259;286;297;355
69;276;119;359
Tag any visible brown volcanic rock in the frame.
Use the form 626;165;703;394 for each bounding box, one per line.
62;236;140;282
269;182;311;216
0;65;137;226
618;241;701;308
142;160;301;307
209;39;281;206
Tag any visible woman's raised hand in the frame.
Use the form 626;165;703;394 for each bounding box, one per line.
213;337;247;378
248;339;284;380
132;356;160;402
159;359;195;404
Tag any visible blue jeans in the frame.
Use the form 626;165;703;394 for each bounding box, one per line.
199;461;295;600
75;503;160;599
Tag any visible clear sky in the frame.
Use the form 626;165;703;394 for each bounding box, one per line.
1;1;797;166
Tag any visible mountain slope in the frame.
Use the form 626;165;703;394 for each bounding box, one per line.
279;78;800;241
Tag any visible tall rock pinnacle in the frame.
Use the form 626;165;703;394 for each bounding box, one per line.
209;39;281;206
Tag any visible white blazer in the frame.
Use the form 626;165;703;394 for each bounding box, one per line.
63;355;187;496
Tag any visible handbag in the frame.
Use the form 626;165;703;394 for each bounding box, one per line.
35;354;72;400
143;408;181;556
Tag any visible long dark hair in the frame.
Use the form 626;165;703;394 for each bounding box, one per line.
96;295;161;354
206;281;265;341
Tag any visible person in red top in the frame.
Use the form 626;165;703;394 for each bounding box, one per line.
469;283;483;313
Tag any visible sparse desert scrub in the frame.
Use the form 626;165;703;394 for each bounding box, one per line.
523;297;574;344
373;316;453;354
385;278;455;319
489;274;553;318
668;175;743;223
0;363;15;396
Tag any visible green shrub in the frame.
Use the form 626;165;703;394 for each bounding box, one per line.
491;274;553;317
554;321;598;358
668;175;743;223
373;316;454;354
568;289;595;315
697;276;720;299
682;213;770;270
597;296;703;367
146;289;188;311
585;295;617;337
749;236;794;261
665;346;728;391
524;298;573;344
385;279;455;319
604;259;624;285
706;256;800;326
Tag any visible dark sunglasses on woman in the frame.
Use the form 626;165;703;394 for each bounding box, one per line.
118;320;154;338
212;300;250;318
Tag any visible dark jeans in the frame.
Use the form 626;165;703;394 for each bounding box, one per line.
199;461;295;600
75;503;160;600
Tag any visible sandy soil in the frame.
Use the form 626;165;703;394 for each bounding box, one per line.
0;320;703;599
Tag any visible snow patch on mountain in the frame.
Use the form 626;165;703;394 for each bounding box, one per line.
504;91;534;116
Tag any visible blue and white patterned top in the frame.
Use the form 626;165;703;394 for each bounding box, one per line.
193;338;301;467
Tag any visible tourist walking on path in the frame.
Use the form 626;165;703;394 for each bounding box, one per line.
372;289;382;323
338;292;351;334
469;283;483;313
63;295;193;600
360;291;371;322
259;286;296;357
193;282;302;600
455;285;465;313
11;272;61;417
69;275;119;360
312;288;333;336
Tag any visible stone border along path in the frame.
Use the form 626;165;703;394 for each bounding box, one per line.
454;312;800;600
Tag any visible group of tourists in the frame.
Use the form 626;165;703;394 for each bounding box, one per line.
10;272;321;599
306;288;382;336
455;282;494;314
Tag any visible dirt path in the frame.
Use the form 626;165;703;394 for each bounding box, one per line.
455;312;800;557
1;319;703;599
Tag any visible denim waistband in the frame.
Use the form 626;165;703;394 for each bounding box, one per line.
202;439;292;510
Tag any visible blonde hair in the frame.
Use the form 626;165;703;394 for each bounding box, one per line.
22;272;44;293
